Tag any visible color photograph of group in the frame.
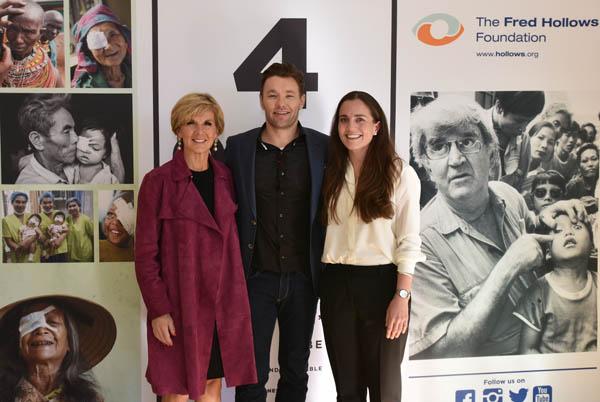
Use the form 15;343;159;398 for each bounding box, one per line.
1;189;134;263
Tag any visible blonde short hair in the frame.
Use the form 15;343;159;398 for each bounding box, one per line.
170;93;224;135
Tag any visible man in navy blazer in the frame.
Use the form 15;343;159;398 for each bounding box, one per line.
226;63;328;402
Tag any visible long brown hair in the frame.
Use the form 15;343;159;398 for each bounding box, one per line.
322;91;400;224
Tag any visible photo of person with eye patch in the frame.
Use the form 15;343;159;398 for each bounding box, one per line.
98;190;134;262
0;93;133;184
70;0;131;88
75;117;119;184
0;294;116;402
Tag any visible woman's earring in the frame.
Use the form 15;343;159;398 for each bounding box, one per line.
213;139;218;152
177;137;182;150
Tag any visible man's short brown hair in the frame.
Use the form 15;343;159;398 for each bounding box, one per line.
260;62;305;95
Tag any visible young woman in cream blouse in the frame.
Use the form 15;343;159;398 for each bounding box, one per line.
320;91;424;402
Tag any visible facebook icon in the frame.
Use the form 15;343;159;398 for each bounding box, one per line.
456;389;476;402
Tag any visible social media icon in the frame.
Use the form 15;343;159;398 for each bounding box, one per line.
533;385;552;402
483;388;503;402
509;388;528;402
456;389;476;402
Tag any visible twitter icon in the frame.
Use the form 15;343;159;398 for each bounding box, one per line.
509;388;528;402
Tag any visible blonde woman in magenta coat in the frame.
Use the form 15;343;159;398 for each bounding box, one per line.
136;93;257;401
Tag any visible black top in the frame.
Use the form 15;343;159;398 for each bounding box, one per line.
190;163;224;378
191;163;214;217
253;134;311;273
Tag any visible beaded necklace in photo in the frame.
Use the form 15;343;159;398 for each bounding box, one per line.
3;42;57;88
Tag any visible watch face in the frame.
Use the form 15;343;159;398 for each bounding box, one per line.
398;289;410;298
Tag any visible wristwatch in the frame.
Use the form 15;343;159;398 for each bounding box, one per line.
396;288;411;299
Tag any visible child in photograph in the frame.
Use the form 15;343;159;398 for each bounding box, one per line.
20;214;41;262
514;212;597;354
525;170;566;215
76;120;120;184
47;211;68;255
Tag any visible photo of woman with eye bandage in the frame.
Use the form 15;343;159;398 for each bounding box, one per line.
70;1;132;89
98;190;135;262
0;294;116;402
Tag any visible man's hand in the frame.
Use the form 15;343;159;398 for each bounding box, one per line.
502;233;554;276
539;199;587;229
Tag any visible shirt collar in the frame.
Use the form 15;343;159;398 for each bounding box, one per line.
344;160;355;187
30;155;74;184
430;185;507;235
256;122;307;151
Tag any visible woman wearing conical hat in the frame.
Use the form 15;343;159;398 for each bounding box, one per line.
0;294;116;402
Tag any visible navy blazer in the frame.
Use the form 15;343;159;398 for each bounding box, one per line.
225;123;328;294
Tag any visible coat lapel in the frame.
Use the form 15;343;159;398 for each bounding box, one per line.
304;129;326;225
212;158;237;231
170;150;220;233
239;129;259;217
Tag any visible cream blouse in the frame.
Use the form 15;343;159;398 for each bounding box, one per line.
321;160;425;275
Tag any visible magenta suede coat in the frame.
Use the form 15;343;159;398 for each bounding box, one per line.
135;151;257;398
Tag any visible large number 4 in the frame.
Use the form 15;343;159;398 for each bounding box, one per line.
234;18;318;95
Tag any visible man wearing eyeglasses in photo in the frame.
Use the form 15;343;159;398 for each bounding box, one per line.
0;0;61;87
408;96;587;359
488;91;546;192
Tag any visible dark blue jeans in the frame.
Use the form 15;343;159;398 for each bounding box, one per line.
235;271;318;402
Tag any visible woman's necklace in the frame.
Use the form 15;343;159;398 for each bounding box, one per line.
5;43;51;88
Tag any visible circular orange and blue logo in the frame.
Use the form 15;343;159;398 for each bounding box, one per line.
413;13;464;46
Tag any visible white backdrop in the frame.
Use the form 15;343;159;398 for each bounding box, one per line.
156;0;392;163
139;1;394;401
398;2;600;402
135;0;600;401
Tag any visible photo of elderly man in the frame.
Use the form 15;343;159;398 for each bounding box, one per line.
15;94;77;184
0;93;134;184
408;91;596;359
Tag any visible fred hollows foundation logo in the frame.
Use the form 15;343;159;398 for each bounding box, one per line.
413;13;464;46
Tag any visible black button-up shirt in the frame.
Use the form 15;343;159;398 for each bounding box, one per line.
253;132;311;273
